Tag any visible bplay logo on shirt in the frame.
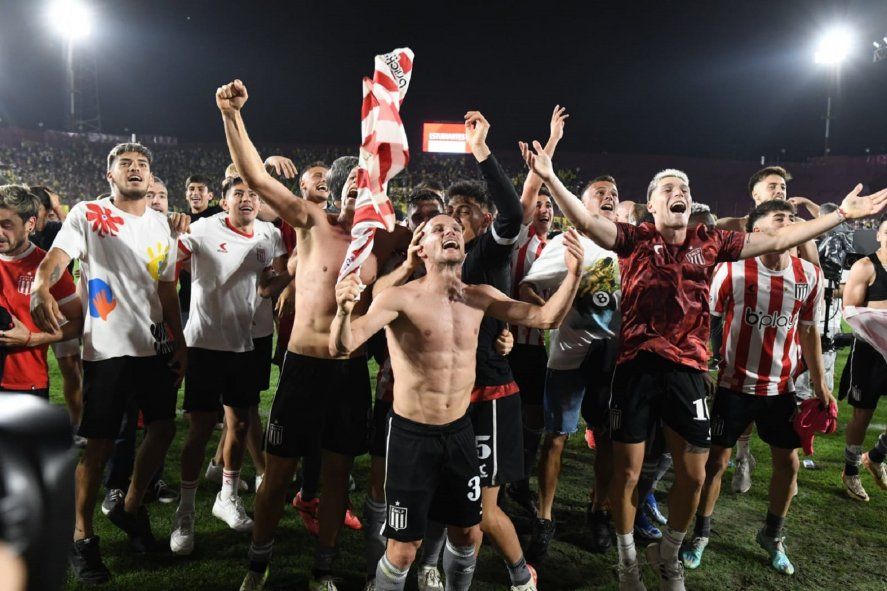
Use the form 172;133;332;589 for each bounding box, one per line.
87;278;117;320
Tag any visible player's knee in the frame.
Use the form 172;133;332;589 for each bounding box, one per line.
147;418;176;443
544;432;568;452
448;525;481;548
386;541;419;569
706;450;730;478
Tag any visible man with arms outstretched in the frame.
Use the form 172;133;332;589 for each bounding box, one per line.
331;215;585;591
215;79;409;591
521;139;887;591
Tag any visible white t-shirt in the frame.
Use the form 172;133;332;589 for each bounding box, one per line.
178;215;284;352
521;232;621;370
252;220;285;339
53;197;177;361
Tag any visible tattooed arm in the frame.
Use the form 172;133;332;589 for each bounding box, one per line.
30;247;73;333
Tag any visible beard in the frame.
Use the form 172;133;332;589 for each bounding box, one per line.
116;185;148;201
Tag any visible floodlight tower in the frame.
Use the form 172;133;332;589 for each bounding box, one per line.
814;27;853;157
48;0;102;132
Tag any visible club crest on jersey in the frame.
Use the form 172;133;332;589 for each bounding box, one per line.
256;247;267;264
388;503;408;531
16;273;34;295
794;282;809;300
684;247;705;266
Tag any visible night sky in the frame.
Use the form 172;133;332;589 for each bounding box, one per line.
1;0;886;160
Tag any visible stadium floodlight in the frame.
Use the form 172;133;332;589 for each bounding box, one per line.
814;27;854;65
48;0;93;41
875;41;881;49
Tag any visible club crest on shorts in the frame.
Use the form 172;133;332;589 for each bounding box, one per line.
267;421;284;446
388;503;408;531
609;408;622;431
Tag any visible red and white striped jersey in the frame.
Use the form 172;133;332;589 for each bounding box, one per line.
710;256;822;396
510;225;548;346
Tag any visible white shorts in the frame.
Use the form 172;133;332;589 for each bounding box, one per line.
51;338;81;359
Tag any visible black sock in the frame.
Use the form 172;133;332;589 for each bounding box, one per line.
694;514;711;538
764;512;784;538
869;433;887;464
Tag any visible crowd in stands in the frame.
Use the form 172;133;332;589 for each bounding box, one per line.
0;128;883;230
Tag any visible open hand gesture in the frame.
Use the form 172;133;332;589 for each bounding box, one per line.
562;228;585;276
839;184;887;220
216;79;249;113
520;140;554;182
549;105;569;144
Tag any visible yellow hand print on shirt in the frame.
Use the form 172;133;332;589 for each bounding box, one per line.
146;242;170;281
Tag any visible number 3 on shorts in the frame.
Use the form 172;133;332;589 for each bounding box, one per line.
692;398;709;421
467;476;481;501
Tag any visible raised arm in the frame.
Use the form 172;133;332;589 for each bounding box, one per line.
216;80;315;229
330;274;400;357
520;141;618;250
479;229;583;328
519;106;568;223
465;111;523;242
740;184;887;259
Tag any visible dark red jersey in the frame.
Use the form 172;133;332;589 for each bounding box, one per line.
612;222;746;371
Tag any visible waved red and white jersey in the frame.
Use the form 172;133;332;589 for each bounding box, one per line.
710;256;822;396
510;225;547;346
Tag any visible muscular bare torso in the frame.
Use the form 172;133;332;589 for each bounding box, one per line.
291;213;379;358
385;279;492;425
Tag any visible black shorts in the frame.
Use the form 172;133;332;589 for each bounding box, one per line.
382;413;482;542
369;398;393;458
184;348;260;412
468;393;524;487
609;352;711;449
79;355;177;439
253;335;274;392
840;338;886;410
710;388;801;450
265;352;371;458
508;344;548;406
579;338;618;431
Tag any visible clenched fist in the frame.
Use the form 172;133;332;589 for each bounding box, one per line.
216;79;249;113
336;273;365;315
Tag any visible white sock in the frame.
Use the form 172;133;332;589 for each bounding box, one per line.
660;526;686;562
736;435;751;458
616;532;636;565
222;469;240;500
179;479;198;512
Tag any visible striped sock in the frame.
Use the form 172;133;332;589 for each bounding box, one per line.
248;539;274;573
660;526;686;562
845;445;863;476
222;469;240;500
179;479;198;512
616;532;636;565
869;433;887;464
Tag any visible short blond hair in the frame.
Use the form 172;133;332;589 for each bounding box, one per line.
646;169;689;201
